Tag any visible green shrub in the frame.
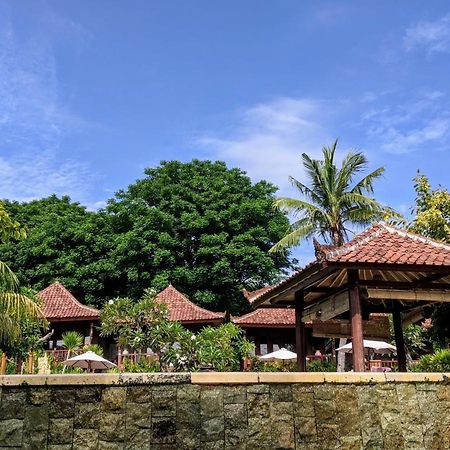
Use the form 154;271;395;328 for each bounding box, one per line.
413;348;450;372
307;359;337;372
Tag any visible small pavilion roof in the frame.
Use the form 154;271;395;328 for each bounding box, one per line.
252;224;450;309
155;285;224;324
233;308;296;328
38;282;99;322
243;286;274;304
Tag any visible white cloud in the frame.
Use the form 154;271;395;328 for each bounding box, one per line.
404;14;450;53
362;92;450;154
0;13;95;203
198;97;335;194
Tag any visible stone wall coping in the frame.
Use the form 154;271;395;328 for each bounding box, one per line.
0;371;449;386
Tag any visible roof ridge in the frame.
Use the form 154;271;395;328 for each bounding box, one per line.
158;285;224;318
39;282;99;314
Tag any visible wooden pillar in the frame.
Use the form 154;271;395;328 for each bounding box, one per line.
393;303;407;372
89;322;94;343
267;335;273;354
348;269;365;372
295;290;307;371
0;353;6;375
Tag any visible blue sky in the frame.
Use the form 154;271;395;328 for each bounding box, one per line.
0;1;449;262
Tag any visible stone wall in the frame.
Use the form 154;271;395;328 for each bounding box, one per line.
0;372;449;449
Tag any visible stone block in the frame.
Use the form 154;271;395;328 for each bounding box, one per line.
124;428;150;449
102;387;127;412
224;428;247;449
152;386;176;417
396;382;417;402
0;418;23;447
246;383;269;394
270;415;294;449
224;403;246;428
98;441;124;450
73;428;99;450
152;417;176;444
176;427;201;449
48;445;73;450
27;388;49;405
247;417;271;450
200;387;223;418
23;405;48;434
125;402;151;429
177;384;200;403
76;386;101;403
49;389;75;418
295;416;317;442
313;383;335;401
223;385;246;404
269;384;292;402
21;432;47;450
127;385;152;404
0;389;26;419
48;418;73;445
98;412;125;442
314;399;335;422
340;435;363;450
177;401;201;428
247;393;269;418
201;416;224;442
292;390;315;418
270;401;293;418
74;401;100;429
316;423;339;449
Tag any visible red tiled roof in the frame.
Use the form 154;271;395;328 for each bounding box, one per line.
38;282;99;321
243;286;274;304
249;224;450;304
233;308;295;327
155;285;224;324
317;224;450;266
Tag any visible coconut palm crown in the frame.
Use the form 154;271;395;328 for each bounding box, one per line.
270;140;392;252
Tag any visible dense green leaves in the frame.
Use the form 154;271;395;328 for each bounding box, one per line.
0;161;292;313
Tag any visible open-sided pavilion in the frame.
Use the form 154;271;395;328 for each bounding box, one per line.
252;224;450;372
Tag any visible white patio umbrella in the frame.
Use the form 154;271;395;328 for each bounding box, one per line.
63;351;117;372
260;348;297;361
336;340;397;355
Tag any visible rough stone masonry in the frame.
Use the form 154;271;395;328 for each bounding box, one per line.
0;372;449;449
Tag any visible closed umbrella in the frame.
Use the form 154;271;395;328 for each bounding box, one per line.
63;351;117;372
260;348;297;361
336;340;397;355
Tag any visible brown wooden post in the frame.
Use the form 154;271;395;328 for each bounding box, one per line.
89;322;94;343
348;269;365;372
392;303;407;372
295;290;307;371
0;352;6;375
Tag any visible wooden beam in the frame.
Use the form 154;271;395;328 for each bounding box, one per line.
401;307;426;327
362;280;450;290
312;317;390;339
367;288;450;302
295;290;307;372
302;291;349;322
348;269;365;372
393;304;407;372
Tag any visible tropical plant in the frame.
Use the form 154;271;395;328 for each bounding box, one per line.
0;203;44;348
61;331;84;371
270;140;393;251
412;349;450;372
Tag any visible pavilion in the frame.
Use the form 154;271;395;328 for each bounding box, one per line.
38;281;100;350
251;224;450;372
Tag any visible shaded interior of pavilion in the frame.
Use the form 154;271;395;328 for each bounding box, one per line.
252;224;450;372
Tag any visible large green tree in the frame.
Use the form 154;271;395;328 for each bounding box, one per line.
0;196;116;307
107;160;293;313
270;140;392;251
409;173;450;345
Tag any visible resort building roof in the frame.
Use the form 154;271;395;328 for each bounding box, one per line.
38;282;100;322
155;284;224;325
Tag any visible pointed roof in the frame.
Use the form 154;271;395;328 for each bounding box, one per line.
38;282;99;322
233;308;295;327
243;286;274;304
251;224;450;307
315;224;450;266
155;285;224;324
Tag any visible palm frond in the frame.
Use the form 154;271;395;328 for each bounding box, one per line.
269;222;315;253
351;167;385;195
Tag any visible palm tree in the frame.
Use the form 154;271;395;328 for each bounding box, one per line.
62;331;84;372
270;140;391;252
0;203;43;347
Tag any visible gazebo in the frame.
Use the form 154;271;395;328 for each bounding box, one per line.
252;224;450;372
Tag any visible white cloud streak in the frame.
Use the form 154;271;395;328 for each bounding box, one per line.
404;14;450;53
0;10;94;203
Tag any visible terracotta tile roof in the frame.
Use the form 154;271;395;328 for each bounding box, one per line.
38;282;99;321
316;224;450;266
243;286;274;304
249;224;450;304
155;285;224;324
233;308;295;327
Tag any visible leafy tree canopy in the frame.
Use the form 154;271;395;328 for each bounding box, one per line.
107;159;293;313
0;195;117;307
